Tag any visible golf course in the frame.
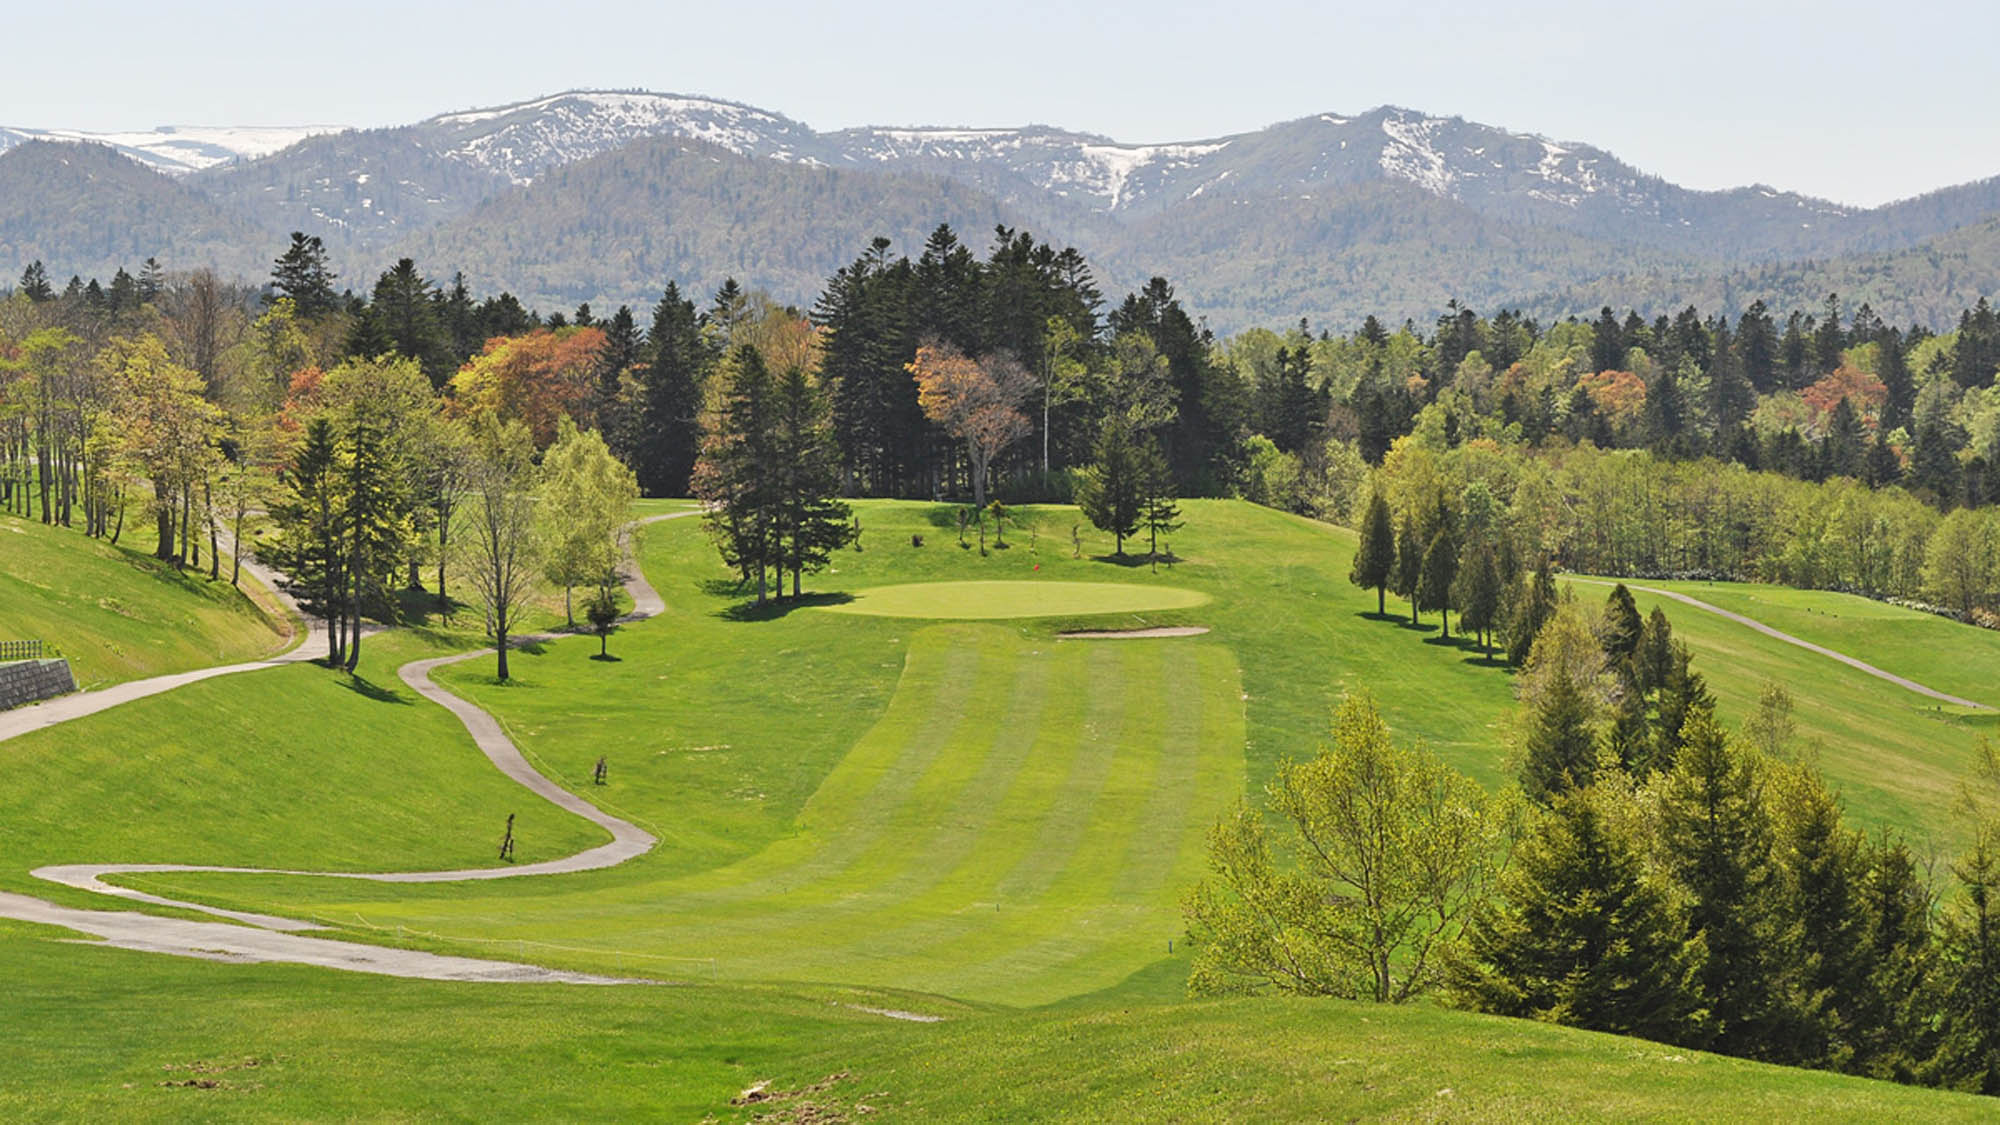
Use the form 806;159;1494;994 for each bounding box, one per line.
2;500;1996;1119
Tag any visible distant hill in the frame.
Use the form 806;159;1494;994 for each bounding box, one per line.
6;89;2000;329
0;141;269;281
399;135;1027;313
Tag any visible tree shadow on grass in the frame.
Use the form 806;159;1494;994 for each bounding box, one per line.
1091;551;1181;568
340;672;409;705
718;591;856;622
589;653;623;663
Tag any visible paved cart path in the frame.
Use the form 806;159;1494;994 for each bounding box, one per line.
0;512;693;983
1569;577;1995;712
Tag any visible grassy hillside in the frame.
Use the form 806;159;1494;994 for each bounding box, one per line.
5;499;1996;1116
0;917;1987;1121
0;515;288;689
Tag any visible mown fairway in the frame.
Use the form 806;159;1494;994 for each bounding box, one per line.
0;514;289;687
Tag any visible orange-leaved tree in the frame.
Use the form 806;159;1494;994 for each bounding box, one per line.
907;338;1035;508
449;327;604;448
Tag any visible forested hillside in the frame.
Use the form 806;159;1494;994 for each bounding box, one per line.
9;89;2000;330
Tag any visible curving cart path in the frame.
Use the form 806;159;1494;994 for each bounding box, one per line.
0;512;694;984
1569;577;1995;712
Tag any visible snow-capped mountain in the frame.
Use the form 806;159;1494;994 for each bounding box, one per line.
421;90;827;184
0;123;341;176
10;88;2000;331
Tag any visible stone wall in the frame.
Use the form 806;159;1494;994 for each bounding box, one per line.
0;659;77;711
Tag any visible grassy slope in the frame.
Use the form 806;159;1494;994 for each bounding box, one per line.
1560;578;2000;844
3;499;1993;1116
131;501;1524;1001
1602;577;2000;710
0;629;605;909
0;515;288;688
0;918;1986;1122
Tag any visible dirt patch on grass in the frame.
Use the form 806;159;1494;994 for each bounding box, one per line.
1057;626;1210;639
731;1072;884;1122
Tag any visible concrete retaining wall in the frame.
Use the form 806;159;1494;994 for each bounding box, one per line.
0;659;77;711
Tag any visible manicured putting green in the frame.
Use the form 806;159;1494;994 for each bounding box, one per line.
822;580;1209;619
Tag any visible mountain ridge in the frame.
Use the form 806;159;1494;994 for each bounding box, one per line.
5;88;2000;330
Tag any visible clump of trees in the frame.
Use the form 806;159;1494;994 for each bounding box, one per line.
1189;594;2000;1094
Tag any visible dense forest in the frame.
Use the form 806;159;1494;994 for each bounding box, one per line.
5;223;1999;632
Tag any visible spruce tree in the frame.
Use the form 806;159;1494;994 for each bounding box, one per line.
636;283;707;497
1456;786;1695;1039
1600;583;1644;665
1929;832;2000;1092
1393;515;1424;626
1654;713;1801;1060
695;345;783;603
1521;667;1601;804
18;261;53;302
137;258;164;304
1349;492;1397;616
1418;531;1458;638
1453;542;1502;658
1772;767;1872;1071
1507;559;1558;666
770;363;851;598
270;232;338;318
1075;418;1146;555
1141;441;1182;568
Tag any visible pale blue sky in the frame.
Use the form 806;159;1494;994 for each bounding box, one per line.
14;0;1996;207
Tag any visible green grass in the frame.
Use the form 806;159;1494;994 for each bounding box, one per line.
0;917;1986;1122
0;514;289;688
1594;576;2000;709
822;579;1211;618
0;629;605;910
6;498;1997;1116
137;620;1245;1004
1559;577;2000;846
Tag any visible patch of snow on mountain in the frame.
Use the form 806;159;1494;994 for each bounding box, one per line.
1377;114;1454;197
1077;141;1228;208
0;124;341;175
435;92;811;183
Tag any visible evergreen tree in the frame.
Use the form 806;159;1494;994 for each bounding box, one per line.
1349;492;1397;615
1853;835;1938;1080
1393;514;1424;626
695;345;783;603
1521;666;1601;805
262;416;349;664
1141;440;1182;567
1772;767;1873;1071
1600;583;1644;666
137;257;164;304
352;259;453;387
593;304;642;453
1930;832;2000;1092
1507;559;1558;666
770;362;852;597
635;283;707;496
1418;531;1459;638
1456;785;1696;1038
1655;713;1801;1060
270;232;338;318
1075;418;1146;555
1738;301;1779;392
18;261;53;302
1649;642;1715;775
1453;542;1502;659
